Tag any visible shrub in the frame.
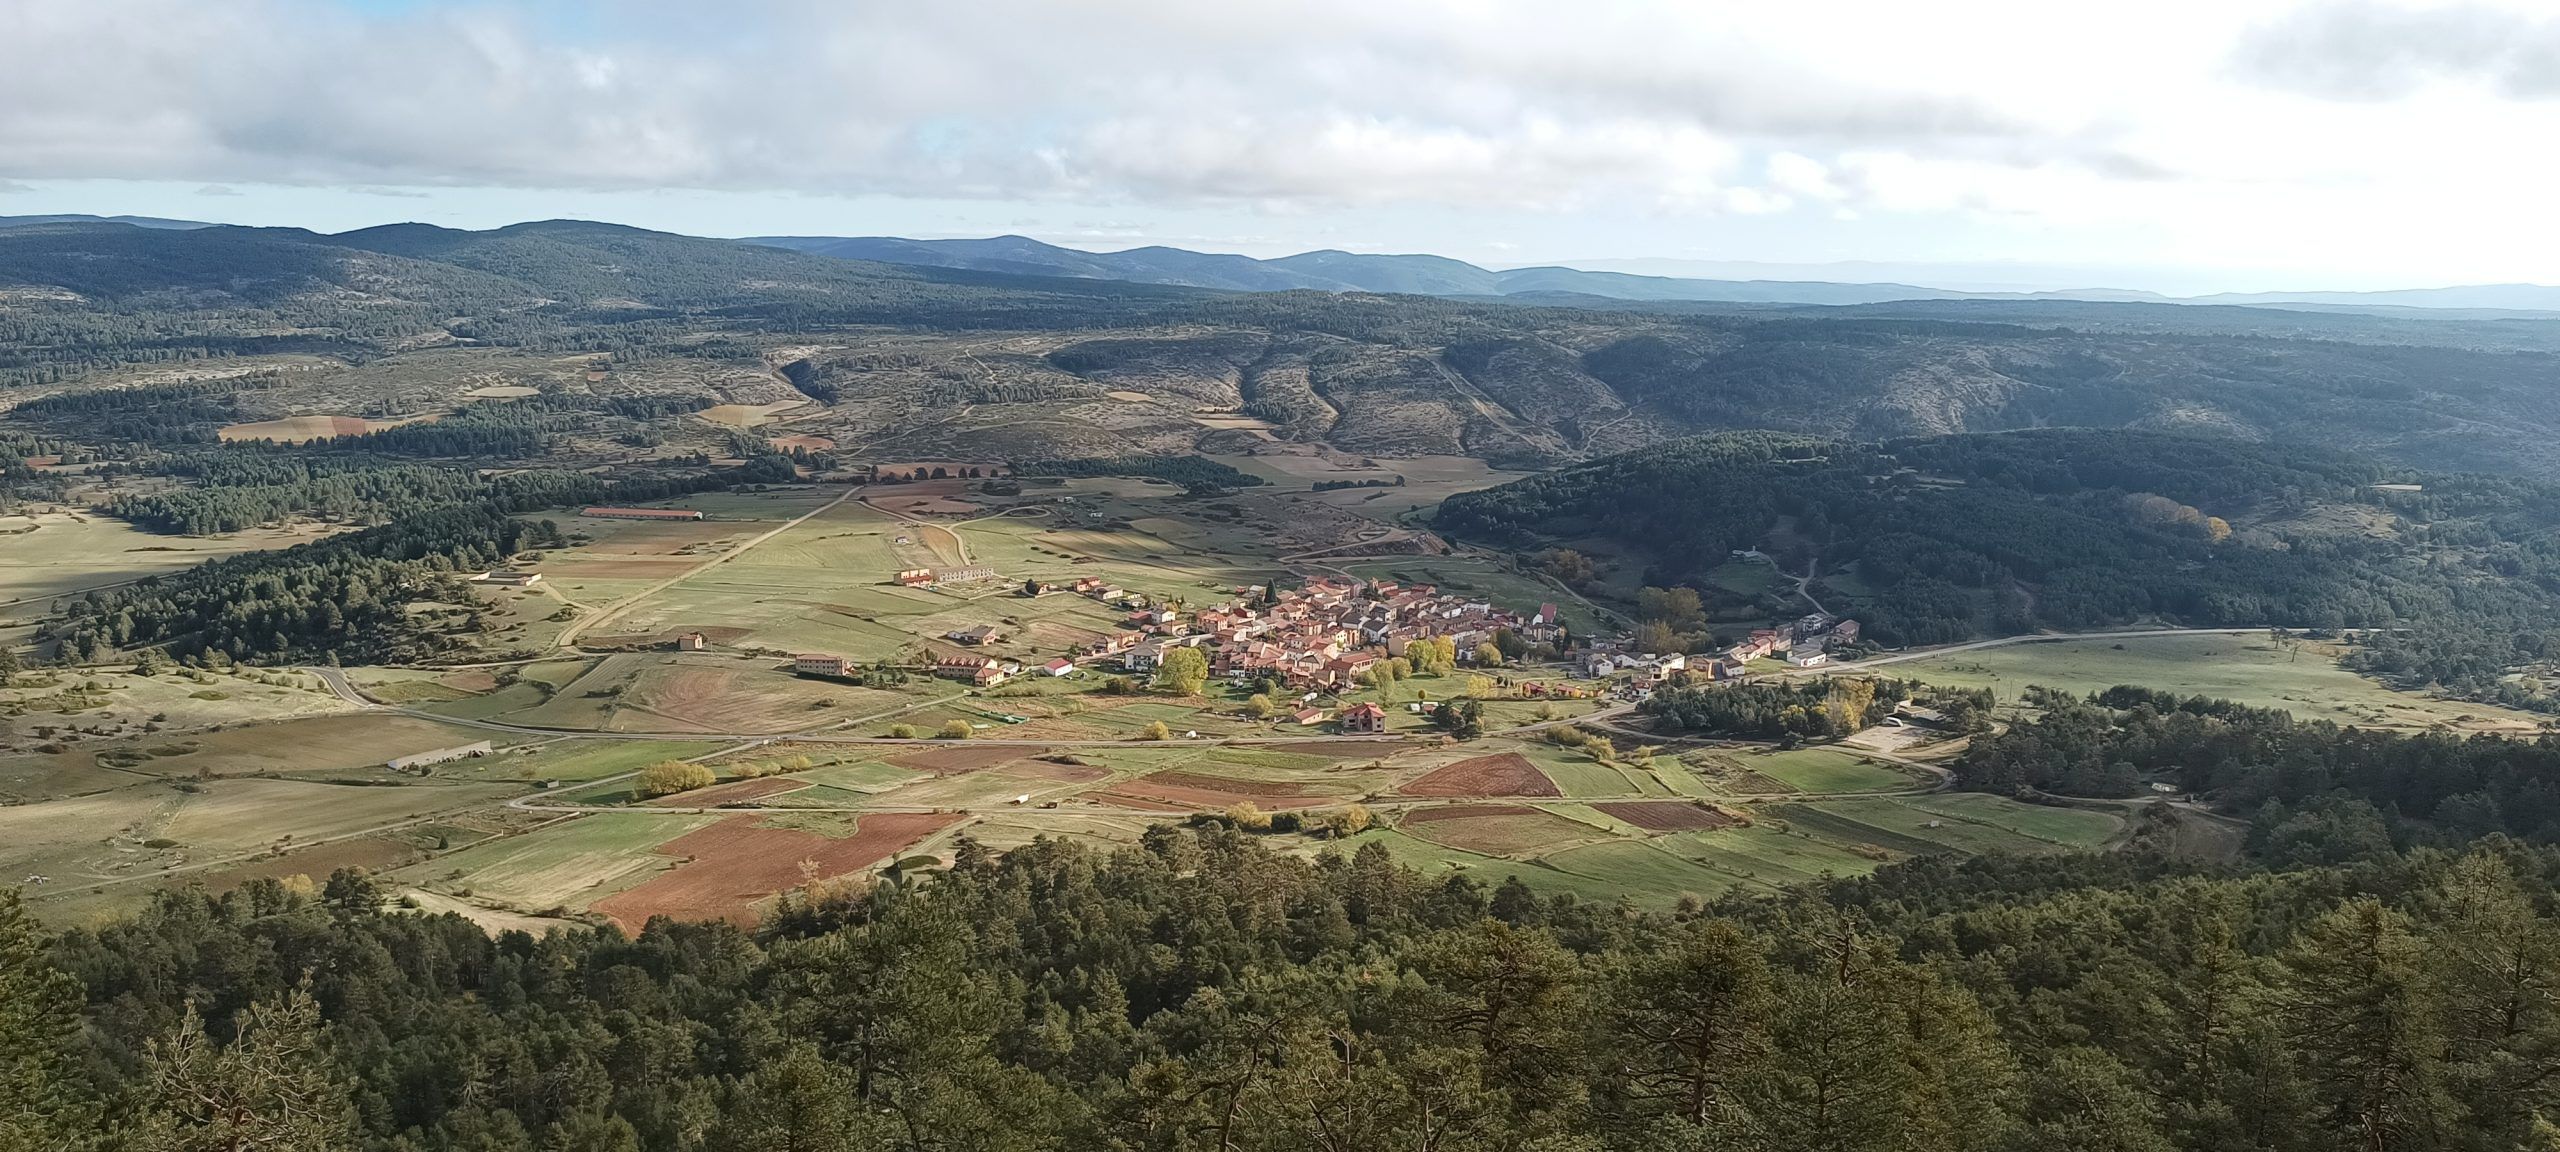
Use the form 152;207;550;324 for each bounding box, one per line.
638;760;717;798
1224;800;1271;831
939;720;974;740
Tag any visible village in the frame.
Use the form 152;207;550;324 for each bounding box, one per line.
786;560;1864;729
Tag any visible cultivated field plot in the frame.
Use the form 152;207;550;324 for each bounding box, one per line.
217;413;424;442
1524;750;1675;797
1331;829;1655;904
1876;633;2544;732
1781;795;2121;856
1093;766;1360;810
1536;840;1759;904
1399;752;1562;797
1590;800;1735;831
1652;826;1888;890
403;811;719;915
1401;804;1612;856
1690;748;1917;795
498;740;730;784
589;811;962;930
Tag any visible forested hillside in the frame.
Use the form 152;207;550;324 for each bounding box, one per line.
1438;430;2560;707
8;823;2560;1151
13;221;2560;475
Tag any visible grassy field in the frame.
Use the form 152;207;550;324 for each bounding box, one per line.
401;811;716;914
0;512;327;610
1695;748;1916;795
499;740;730;783
1783;795;2121;856
1878;633;2545;731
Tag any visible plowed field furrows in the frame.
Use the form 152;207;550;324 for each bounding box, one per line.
1593;801;1735;832
1399;753;1562;797
591;811;962;931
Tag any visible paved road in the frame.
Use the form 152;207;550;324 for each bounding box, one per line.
1789;626;2296;675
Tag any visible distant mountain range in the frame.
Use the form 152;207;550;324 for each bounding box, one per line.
0;213;216;231
6;212;2554;312
748;233;2560;313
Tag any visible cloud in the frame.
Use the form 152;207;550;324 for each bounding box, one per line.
0;179;30;194
194;184;241;196
0;0;2162;214
2233;1;2560;100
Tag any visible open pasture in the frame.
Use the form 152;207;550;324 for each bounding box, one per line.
1876;633;2543;732
1401;804;1611;856
1696;747;1917;795
1782;794;2121;856
0;512;327;609
407;811;716;914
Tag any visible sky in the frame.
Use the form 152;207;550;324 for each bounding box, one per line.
5;0;2560;293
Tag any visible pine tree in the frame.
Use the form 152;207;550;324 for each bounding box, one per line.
1594;918;1773;1133
0;892;96;1152
129;982;357;1152
2278;898;2453;1151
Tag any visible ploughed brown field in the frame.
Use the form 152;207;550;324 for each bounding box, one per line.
591;811;962;931
1593;801;1735;832
1093;769;1348;810
1400;753;1562;797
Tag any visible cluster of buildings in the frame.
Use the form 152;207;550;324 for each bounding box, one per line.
1105;578;1554;691
1582;611;1861;681
894;566;999;588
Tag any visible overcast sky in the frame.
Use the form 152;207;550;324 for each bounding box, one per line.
4;0;2558;292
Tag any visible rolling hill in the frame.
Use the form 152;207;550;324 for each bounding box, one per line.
9;220;2560;477
1436;428;2560;709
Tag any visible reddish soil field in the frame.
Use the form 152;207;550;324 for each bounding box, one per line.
650;777;807;807
769;434;837;452
1400;753;1562;798
593;811;962;931
1594;801;1736;832
888;745;1039;772
1403;804;1537;824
